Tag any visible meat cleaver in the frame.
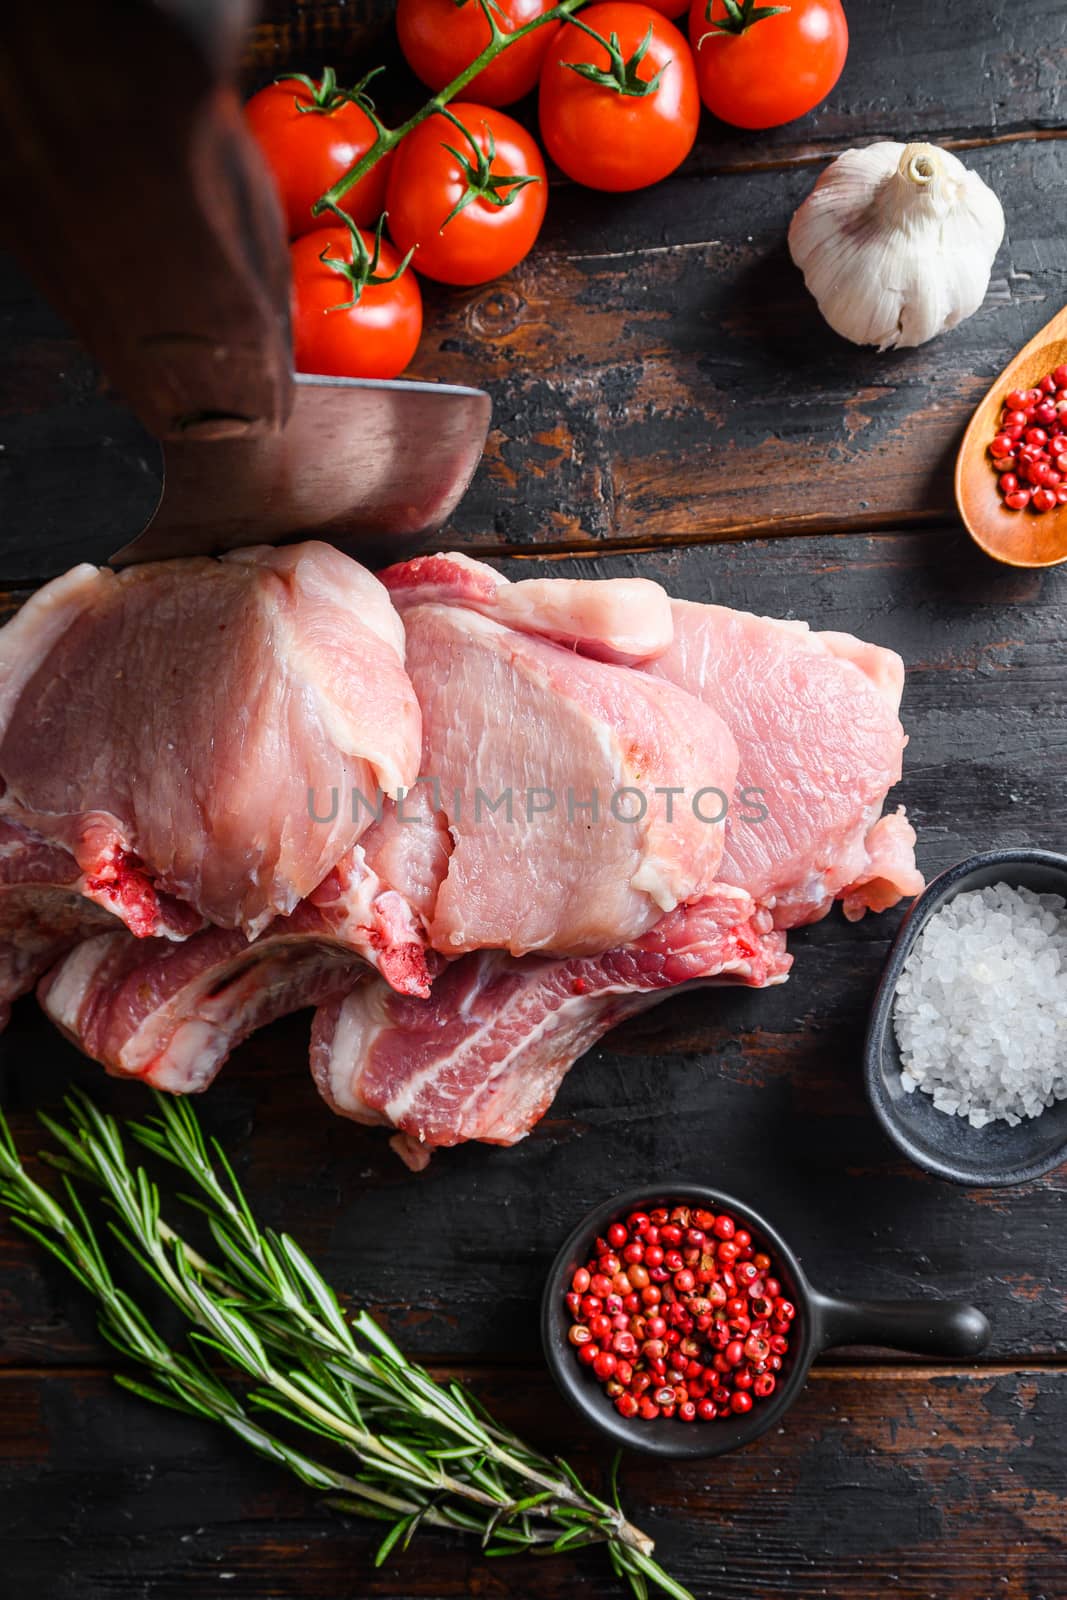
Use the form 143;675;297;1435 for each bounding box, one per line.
0;0;491;572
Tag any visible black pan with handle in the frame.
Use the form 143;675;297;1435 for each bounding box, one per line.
542;1183;991;1459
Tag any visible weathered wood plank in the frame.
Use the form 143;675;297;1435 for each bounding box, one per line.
244;0;1067;165
3;138;1065;578
247;0;394;82
2;9;1065;1594
1;533;1063;1368
431;139;1067;549
1;1364;1064;1597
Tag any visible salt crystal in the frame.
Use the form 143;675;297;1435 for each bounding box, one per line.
892;881;1067;1128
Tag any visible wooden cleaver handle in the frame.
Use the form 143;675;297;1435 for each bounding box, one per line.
0;0;293;440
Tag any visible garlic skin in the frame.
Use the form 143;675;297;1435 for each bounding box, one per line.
788;141;1005;350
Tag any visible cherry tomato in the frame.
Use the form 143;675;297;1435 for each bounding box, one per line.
245;73;391;237
290;228;422;379
687;0;848;129
397;0;561;107
386;103;547;285
538;5;699;192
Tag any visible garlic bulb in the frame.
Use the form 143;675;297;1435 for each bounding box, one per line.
788;141;1004;350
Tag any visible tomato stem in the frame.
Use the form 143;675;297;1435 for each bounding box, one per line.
276;65;384;116
698;0;791;39
559;17;666;98
452;0;509;18
317;209;415;311
311;0;591;217
436;106;541;229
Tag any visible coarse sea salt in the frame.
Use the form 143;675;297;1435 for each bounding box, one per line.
892;882;1067;1129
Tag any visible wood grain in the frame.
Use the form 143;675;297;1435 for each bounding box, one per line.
416;138;1067;549
2;3;1067;1596
3;139;1065;579
1;1364;1064;1597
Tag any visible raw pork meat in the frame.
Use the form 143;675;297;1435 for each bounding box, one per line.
644;602;924;927
0;818;119;1029
305;576;922;1167
19;551;922;1176
311;887;790;1166
374;563;739;957
0;544;421;939
37;843;431;1093
359;783;452;931
380;550;674;664
0;816;207;1031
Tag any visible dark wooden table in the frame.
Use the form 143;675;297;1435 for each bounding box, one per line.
2;3;1066;1596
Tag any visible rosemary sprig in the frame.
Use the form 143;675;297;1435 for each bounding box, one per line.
0;1091;692;1598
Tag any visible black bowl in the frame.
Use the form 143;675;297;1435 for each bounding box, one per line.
542;1184;989;1459
864;849;1067;1187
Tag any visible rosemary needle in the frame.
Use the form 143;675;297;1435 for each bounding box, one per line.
0;1089;692;1599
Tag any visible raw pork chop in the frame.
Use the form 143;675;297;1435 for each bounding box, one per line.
0;544;421;939
359;783;452;931
0;818;119;1029
311;888;791;1167
644;602;924;927
38;843;431;1093
0;817;207;1031
380;550;674;664
374;570;739;957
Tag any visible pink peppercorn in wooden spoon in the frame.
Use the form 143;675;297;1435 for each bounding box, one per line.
956;302;1067;567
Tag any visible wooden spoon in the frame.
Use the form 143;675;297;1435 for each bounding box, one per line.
956;303;1067;567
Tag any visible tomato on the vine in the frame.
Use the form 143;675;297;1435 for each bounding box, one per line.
386;103;547;286
245;71;391;237
639;0;690;16
538;4;699;193
290;227;422;379
687;0;848;129
396;0;561;107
